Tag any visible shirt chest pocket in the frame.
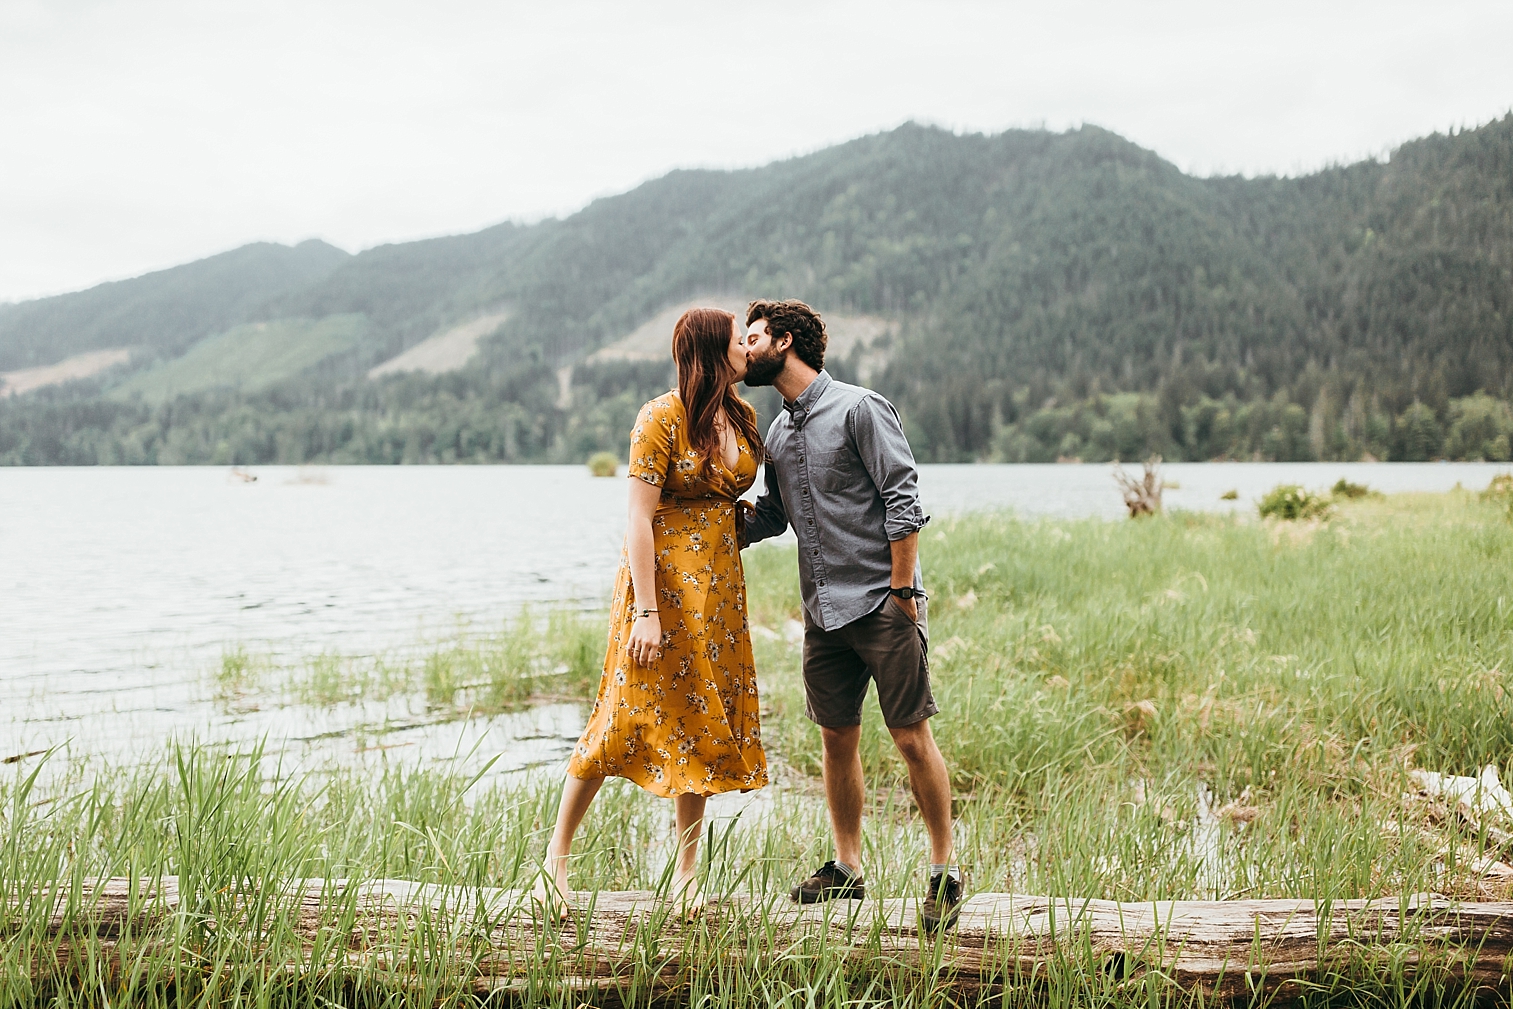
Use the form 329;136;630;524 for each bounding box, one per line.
809;448;861;494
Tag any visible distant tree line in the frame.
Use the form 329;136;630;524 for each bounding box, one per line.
0;356;666;466
6;361;1511;466
982;389;1512;463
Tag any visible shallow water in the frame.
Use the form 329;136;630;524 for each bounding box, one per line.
2;461;1505;772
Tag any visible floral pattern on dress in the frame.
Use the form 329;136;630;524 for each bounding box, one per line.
567;393;768;797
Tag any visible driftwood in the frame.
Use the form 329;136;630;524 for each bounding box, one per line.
1114;455;1163;517
13;878;1513;1003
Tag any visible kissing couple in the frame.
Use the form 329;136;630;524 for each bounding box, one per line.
531;299;962;931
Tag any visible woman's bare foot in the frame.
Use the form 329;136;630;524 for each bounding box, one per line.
671;872;705;920
530;851;572;921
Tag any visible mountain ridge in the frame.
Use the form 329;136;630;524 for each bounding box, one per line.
2;116;1510;464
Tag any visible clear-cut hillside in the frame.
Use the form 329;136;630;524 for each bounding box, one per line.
0;349;131;397
368;312;510;379
0;240;350;373
112;316;368;404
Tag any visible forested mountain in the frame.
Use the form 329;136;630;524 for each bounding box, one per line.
2;115;1511;465
0;240;349;371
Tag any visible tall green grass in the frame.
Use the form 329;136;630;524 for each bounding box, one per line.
6;490;1513;1005
750;490;1513;905
213;608;605;713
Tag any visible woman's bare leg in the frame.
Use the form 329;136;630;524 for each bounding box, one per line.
671;793;708;908
533;774;604;906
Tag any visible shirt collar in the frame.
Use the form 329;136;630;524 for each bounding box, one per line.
783;370;831;428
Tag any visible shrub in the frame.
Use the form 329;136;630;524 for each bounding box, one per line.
1446;394;1513;461
1484;473;1513;498
1483;473;1513;520
587;451;619;477
1259;484;1333;521
1331;479;1374;499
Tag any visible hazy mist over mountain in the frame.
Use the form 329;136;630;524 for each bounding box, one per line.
6;1;1512;303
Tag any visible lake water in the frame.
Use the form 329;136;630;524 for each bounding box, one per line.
2;462;1506;775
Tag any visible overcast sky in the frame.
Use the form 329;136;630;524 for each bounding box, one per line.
2;0;1510;304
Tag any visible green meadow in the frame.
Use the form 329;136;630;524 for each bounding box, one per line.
5;487;1513;1005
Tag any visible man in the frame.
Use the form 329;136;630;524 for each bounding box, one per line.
739;298;961;932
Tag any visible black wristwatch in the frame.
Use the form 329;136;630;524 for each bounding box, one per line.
889;586;918;600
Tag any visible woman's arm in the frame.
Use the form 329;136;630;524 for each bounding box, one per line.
741;461;789;547
624;476;664;666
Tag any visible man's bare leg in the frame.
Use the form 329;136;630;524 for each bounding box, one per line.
887;719;953;865
820;724;866;869
533;774;604;907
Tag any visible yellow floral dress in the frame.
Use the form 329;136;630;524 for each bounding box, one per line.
568;393;768;797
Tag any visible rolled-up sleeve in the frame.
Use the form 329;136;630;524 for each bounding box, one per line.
850;395;929;541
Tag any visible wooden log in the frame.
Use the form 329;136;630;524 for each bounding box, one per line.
13;878;1513;1003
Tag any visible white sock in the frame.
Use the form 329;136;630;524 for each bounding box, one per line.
833;860;858;879
929;863;961;881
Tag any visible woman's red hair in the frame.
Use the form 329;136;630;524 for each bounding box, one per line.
672;308;764;473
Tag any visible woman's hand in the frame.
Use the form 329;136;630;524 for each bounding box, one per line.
628;612;662;666
735;499;755;548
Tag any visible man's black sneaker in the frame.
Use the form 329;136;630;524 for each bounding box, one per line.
921;872;962;933
789;861;866;904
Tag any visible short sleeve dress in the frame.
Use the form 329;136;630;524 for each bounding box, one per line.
567;393;769;797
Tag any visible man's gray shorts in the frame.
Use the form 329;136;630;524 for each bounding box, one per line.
801;597;937;729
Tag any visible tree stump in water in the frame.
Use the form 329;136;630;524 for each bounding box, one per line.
14;878;1513;1004
1114;455;1163;517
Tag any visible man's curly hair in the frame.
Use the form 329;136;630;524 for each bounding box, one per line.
746;299;826;372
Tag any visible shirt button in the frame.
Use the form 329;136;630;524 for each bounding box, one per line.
802;489;808;495
811;548;819;555
806;520;813;526
818;580;825;586
799;455;805;462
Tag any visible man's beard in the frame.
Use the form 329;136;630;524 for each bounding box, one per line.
743;347;785;387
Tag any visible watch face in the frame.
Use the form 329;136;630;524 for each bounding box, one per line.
893;587;914;599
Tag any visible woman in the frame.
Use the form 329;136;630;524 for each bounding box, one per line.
533;307;768;915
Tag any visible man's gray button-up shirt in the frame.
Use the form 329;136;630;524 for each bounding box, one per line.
744;371;929;631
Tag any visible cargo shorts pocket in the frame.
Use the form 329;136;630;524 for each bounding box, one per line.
884;597;928;653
